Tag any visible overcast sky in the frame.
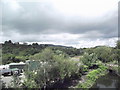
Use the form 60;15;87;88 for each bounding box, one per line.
1;0;119;48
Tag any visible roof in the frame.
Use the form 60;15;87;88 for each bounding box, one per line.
11;68;19;71
9;62;26;66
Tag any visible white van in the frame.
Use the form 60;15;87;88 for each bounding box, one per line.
0;65;11;75
0;65;20;76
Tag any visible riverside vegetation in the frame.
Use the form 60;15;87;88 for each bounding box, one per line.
1;40;119;89
76;64;108;89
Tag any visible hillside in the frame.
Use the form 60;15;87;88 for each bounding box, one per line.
1;40;83;64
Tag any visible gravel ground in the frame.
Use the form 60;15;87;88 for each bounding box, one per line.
1;75;13;87
1;73;25;88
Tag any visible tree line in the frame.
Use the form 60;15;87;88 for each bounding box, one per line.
1;40;119;88
1;40;83;64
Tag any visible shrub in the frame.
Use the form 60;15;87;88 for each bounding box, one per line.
76;65;108;89
81;53;98;67
79;65;89;74
23;48;80;88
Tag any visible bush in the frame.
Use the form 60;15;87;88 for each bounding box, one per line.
94;46;113;63
23;48;80;88
79;65;89;74
81;53;98;67
76;65;108;89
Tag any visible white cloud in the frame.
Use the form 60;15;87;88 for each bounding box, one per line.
77;38;118;48
2;0;23;11
1;0;118;48
50;0;118;18
2;31;118;48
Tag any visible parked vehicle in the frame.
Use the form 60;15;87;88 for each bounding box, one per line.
11;68;21;75
0;62;26;76
0;68;11;76
0;67;20;76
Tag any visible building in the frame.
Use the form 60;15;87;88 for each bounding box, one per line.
8;62;26;70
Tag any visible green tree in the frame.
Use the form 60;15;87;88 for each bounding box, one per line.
116;40;120;49
94;46;112;63
81;53;98;67
24;48;80;88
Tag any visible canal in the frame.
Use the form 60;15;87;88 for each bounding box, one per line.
91;72;120;89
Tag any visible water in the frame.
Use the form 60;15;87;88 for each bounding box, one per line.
91;73;120;90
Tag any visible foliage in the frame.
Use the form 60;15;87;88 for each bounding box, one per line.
22;72;37;88
93;46;116;63
76;65;108;89
1;40;119;89
116;40;120;65
84;46;118;63
2;53;28;64
9;73;22;88
2;53;15;64
23;79;37;88
81;53;98;67
2;40;83;64
116;40;120;49
29;48;54;62
23;48;80;88
50;47;83;57
79;65;89;74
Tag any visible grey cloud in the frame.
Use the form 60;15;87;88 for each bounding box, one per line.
2;1;118;42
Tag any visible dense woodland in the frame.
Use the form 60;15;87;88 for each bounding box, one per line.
0;40;119;89
1;40;83;64
1;40;119;65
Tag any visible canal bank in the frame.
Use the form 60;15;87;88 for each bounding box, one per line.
75;65;108;89
75;64;119;89
91;72;120;89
